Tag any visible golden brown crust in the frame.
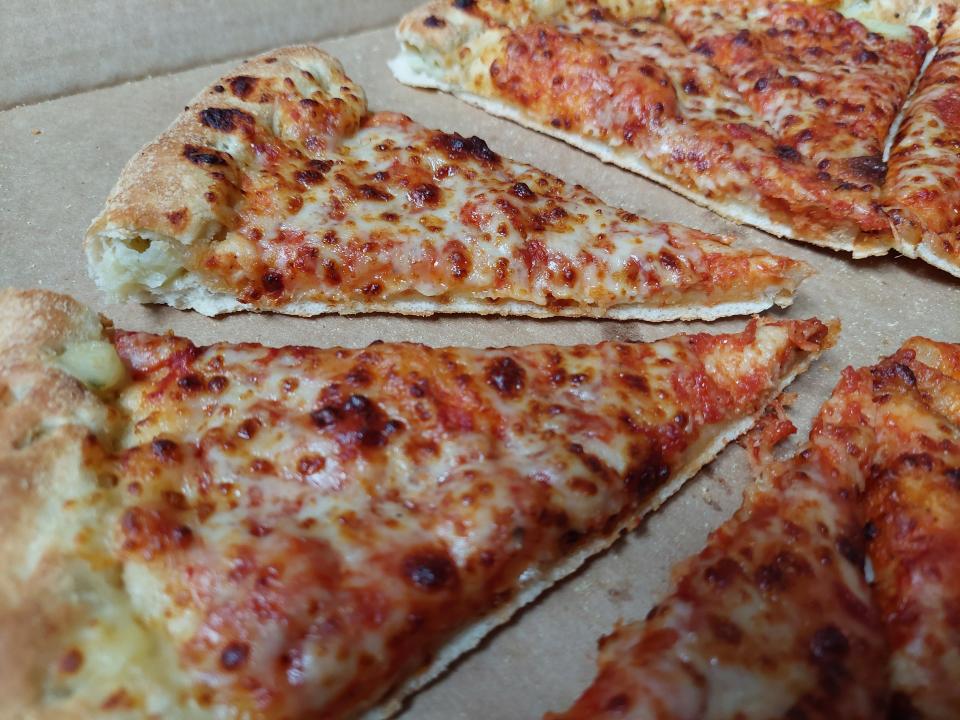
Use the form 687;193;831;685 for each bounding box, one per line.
834;0;957;40
87;46;362;250
0;289;122;720
395;1;481;58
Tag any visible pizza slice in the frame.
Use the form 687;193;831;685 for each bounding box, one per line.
0;289;834;720
393;0;911;255
84;46;809;321
863;338;960;718
546;364;887;719
883;15;960;279
664;0;935;187
547;336;960;719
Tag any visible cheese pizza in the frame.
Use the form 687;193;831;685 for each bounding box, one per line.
393;0;959;272
863;338;960;719
548;336;960;719
0;289;834;720
546;364;886;719
84;46;809;321
883;15;960;278
665;0;930;187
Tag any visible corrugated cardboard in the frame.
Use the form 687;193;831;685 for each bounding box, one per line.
1;3;958;717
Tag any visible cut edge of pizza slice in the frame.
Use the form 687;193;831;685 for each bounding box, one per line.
0;288;836;720
545;360;889;719
84;45;810;322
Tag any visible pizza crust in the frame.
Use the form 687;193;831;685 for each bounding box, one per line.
388;48;890;259
0;290;125;720
890;228;960;280
93;271;805;322
85;47;362;318
832;0;957;40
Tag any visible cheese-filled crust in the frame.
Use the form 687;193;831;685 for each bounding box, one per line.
85;46;809;320
0;289;834;720
393;0;958;267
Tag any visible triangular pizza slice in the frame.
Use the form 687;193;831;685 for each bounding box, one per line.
547;358;888;719
0;289;833;720
863;338;960;717
393;0;960;266
548;334;960;719
394;0;901;254
85;46;809;321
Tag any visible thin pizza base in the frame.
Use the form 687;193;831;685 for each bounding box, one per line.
882;14;960;279
0;289;833;720
890;230;960;279
388;49;890;259
87;267;801;322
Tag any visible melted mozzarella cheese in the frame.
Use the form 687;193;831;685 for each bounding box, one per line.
399;1;891;237
863;339;960;718
667;0;929;179
551;336;960;719
24;317;830;719
549;362;888;719
90;45;805;318
884;31;960;242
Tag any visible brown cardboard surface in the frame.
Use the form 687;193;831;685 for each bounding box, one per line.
0;0;422;109
1;16;959;720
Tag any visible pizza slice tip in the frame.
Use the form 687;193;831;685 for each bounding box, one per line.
546;355;888;719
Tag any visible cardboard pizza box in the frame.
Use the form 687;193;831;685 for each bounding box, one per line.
0;2;956;717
